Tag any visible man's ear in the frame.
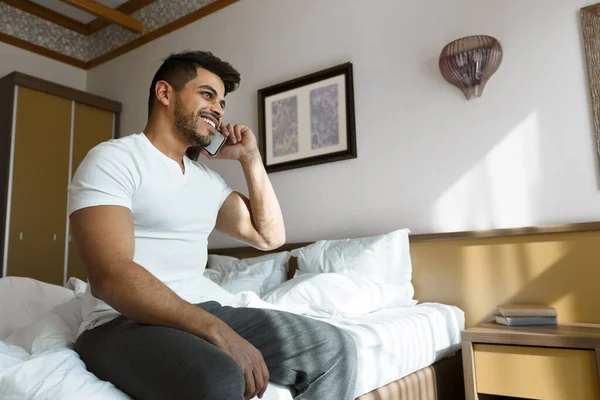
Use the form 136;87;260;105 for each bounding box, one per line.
155;80;172;108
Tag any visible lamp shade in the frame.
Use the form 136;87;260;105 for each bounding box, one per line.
439;35;503;99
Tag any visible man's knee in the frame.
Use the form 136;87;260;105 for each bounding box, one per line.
190;354;245;400
318;323;357;365
343;329;357;356
335;328;358;365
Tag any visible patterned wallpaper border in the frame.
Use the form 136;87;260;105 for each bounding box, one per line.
0;0;220;64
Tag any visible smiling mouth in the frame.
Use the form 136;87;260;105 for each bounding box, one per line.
201;117;217;130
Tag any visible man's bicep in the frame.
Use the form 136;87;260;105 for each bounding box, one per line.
215;191;266;248
70;205;135;284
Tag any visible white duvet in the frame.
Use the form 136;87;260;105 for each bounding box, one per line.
0;277;464;399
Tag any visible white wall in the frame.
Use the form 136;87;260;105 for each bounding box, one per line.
86;0;600;247
0;42;86;90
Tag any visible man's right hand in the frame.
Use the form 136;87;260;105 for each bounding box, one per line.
209;322;270;399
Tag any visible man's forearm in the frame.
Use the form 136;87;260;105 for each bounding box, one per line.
240;151;285;247
92;261;227;342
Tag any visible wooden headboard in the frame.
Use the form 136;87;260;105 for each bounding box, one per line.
210;221;600;328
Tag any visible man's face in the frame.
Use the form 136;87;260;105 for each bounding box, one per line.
173;67;226;147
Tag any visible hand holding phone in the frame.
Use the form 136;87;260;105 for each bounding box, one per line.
201;128;228;157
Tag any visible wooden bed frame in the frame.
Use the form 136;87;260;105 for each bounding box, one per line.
210;220;600;399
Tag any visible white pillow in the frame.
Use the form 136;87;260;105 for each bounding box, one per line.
204;260;276;295
290;229;412;286
205;252;291;296
203;269;222;284
262;273;416;318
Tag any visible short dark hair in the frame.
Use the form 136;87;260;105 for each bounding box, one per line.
147;50;241;118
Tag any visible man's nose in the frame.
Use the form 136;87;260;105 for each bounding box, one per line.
210;103;224;118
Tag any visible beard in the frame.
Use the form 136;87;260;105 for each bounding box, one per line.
174;96;211;147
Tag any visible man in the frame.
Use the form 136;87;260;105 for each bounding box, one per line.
68;51;357;400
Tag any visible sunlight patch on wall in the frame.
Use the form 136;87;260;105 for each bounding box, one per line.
459;238;568;324
552;292;578;323
432;111;541;232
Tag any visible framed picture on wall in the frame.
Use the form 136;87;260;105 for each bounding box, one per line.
257;62;356;173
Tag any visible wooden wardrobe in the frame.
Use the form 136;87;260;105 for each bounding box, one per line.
0;72;121;286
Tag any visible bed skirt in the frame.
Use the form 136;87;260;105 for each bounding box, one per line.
357;351;464;400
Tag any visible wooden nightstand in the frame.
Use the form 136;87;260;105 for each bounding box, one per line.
462;323;600;400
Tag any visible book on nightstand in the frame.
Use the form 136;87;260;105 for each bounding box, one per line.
497;304;557;318
495;315;558;326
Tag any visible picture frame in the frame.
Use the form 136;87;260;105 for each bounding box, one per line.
257;62;356;173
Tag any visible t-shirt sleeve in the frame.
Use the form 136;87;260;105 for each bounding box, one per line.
68;143;139;216
212;171;234;209
195;162;233;209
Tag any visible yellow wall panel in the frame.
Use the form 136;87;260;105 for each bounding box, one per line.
410;231;600;327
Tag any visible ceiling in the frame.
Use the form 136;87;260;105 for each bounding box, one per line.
0;0;239;69
30;0;129;24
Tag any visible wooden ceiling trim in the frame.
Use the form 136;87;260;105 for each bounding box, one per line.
85;0;240;69
0;32;86;69
58;0;144;33
0;0;89;35
87;0;156;34
1;0;240;70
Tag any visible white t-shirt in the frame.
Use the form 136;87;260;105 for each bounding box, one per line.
68;133;234;334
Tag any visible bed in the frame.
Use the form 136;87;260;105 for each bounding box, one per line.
0;229;466;399
206;230;466;400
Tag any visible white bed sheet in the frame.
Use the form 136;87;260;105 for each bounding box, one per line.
262;302;464;400
326;302;463;397
0;278;463;400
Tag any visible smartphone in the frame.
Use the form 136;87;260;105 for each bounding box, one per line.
202;128;227;157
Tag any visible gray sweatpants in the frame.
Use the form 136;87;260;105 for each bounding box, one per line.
74;301;358;400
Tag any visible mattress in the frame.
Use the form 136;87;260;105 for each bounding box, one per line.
261;302;464;399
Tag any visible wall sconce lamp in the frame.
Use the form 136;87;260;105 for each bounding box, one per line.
439;35;503;99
